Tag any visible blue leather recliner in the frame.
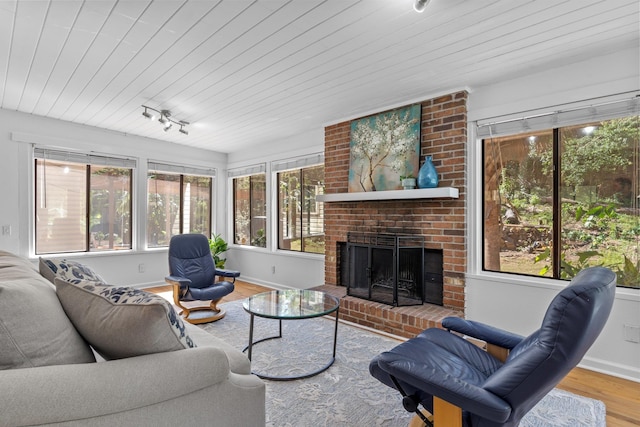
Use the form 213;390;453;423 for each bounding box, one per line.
165;233;240;324
369;267;617;427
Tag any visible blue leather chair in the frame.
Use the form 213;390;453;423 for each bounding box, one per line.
165;234;239;324
369;267;616;427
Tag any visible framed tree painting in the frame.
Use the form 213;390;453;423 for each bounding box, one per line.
348;104;421;192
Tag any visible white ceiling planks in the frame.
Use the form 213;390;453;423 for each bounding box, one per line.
69;0;210;125
16;1;79;113
47;0;153;120
186;4;400;122
0;1;16;106
0;0;638;153
3;0;49;110
27;2;110;117
97;1;305;132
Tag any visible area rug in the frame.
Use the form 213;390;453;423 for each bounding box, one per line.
200;300;606;427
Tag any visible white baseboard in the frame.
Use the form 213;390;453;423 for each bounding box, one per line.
133;281;166;289
579;355;640;383
235;275;292;291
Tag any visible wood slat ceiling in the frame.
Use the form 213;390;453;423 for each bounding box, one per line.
1;0;638;154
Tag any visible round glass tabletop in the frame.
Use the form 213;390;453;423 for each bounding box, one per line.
243;289;340;320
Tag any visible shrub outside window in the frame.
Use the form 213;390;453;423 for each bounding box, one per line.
482;115;639;288
147;171;212;248
35;155;133;255
277;165;325;254
233;174;266;247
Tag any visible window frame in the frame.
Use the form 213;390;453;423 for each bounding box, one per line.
479;98;639;287
231;173;267;248
146;161;215;248
276;164;325;254
33;148;135;255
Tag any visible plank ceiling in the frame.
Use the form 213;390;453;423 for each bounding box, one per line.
0;0;638;153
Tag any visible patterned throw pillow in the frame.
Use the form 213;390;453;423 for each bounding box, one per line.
54;278;195;360
0;250;97;369
39;257;105;285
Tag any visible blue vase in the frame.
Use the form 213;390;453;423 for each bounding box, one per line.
417;155;438;188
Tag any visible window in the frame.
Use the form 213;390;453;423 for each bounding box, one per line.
232;173;266;247
147;162;214;248
34;149;133;254
482;109;639;288
277;165;325;254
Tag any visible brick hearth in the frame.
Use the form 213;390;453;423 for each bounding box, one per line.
322;91;468;336
313;284;461;339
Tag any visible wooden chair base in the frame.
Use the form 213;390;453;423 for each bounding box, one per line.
408;409;433;427
179;306;226;324
169;281;226;324
407;397;462;427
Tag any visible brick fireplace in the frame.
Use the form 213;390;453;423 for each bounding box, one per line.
320;91;468;336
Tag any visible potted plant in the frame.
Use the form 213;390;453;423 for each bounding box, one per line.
400;175;416;190
209;233;228;268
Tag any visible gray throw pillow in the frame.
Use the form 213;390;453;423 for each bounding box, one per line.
39;257;105;285
0;277;96;370
54;278;196;360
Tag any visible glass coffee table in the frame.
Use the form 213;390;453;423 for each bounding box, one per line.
242;289;340;381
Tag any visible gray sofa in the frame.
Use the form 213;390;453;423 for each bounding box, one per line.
0;250;265;426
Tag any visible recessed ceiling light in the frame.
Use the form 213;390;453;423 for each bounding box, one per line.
413;0;431;13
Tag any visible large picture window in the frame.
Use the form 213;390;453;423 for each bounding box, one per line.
34;149;133;254
147;163;213;248
482;112;639;288
233;173;266;247
277;165;324;254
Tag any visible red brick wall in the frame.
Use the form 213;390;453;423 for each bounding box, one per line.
324;91;467;311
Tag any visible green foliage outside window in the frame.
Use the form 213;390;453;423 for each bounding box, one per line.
233;174;267;247
147;172;212;248
484;116;639;288
278;165;324;254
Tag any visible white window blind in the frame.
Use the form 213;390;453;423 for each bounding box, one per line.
34;148;136;168
477;95;640;138
272;153;324;172
148;161;216;177
228;163;266;178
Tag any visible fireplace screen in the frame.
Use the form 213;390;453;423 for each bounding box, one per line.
347;233;425;306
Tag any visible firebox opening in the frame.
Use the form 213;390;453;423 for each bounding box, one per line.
341;233;443;307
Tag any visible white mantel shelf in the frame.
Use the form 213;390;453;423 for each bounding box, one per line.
317;187;459;202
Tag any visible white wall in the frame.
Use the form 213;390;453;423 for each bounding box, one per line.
0;109;228;287
227;247;325;290
466;46;640;381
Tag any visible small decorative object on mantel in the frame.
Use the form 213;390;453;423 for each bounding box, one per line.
417;155;438;188
400;175;416;190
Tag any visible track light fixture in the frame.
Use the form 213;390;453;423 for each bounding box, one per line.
142;106;154;120
413;0;431;13
141;105;190;135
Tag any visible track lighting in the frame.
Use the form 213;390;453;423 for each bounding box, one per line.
413;0;430;13
141;105;190;135
142;106;155;120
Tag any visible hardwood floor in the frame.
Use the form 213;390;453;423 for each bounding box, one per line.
146;280;640;426
145;279;266;305
559;368;640;426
